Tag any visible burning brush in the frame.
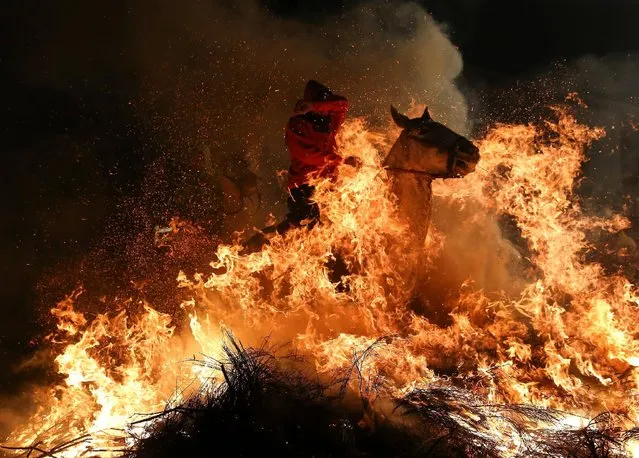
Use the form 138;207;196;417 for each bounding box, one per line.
8;335;639;457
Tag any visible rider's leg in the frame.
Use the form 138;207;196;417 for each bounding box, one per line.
281;184;319;232
241;184;317;253
241;184;320;253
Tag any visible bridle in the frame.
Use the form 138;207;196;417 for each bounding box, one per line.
445;136;465;177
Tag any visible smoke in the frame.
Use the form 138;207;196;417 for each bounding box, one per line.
126;0;469;227
562;55;639;214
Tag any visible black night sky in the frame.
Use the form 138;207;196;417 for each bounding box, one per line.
0;0;638;420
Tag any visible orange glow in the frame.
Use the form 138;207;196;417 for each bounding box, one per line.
5;105;639;456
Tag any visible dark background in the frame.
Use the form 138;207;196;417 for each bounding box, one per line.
1;0;638;399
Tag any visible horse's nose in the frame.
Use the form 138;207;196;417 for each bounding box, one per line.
458;138;480;158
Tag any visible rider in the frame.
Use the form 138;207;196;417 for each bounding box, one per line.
242;80;359;255
277;79;358;234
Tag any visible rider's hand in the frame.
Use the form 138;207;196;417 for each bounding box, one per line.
343;156;362;168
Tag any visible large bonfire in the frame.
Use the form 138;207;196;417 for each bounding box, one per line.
4;100;639;457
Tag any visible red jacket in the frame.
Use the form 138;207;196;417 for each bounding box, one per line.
285;98;349;189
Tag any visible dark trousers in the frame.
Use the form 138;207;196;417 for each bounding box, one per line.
282;183;348;289
272;184;319;234
286;184;319;226
246;184;319;244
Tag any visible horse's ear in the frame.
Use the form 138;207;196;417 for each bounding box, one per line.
422;106;431;120
390;105;411;129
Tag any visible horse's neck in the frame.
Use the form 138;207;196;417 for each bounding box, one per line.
386;136;433;245
385;133;434;196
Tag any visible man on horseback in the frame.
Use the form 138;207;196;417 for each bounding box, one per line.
279;79;359;233
244;81;480;256
244;80;358;251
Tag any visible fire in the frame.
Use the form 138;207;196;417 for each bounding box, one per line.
4;104;639;456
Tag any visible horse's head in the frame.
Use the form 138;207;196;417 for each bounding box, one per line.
387;105;480;178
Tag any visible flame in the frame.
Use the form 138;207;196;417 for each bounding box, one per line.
5;105;639;456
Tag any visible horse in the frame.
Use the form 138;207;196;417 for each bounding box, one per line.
242;105;480;254
384;105;480;246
